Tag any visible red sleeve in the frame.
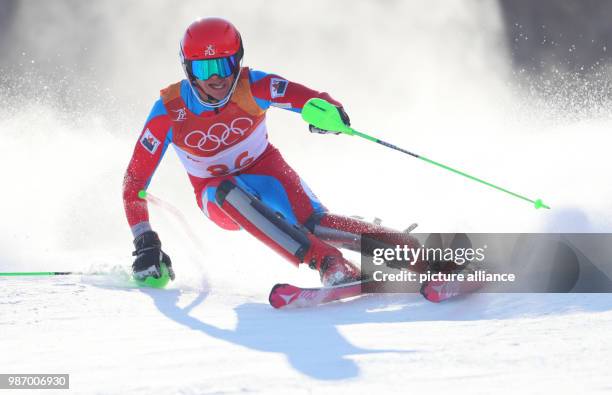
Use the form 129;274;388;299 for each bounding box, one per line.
250;72;343;111
122;104;172;229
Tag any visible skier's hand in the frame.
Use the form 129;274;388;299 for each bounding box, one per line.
132;231;175;280
337;106;351;126
309;125;341;135
308;106;350;135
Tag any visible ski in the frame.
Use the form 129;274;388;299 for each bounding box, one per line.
268;280;370;309
269;273;485;308
420;277;485;302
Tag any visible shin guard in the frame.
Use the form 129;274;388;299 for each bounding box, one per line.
215;180;343;270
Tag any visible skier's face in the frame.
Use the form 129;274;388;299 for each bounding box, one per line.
195;74;235;101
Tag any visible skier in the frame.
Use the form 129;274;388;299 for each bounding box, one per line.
123;17;427;287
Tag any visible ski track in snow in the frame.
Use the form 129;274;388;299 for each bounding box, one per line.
2;1;612;394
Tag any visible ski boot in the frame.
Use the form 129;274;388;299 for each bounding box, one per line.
419;233;485;301
317;256;361;287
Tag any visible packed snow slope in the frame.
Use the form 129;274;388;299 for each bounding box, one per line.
1;1;612;394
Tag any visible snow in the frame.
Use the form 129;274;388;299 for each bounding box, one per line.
3;277;612;394
1;1;612;394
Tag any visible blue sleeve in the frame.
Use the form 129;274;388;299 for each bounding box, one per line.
249;69;272;110
249;68;321;113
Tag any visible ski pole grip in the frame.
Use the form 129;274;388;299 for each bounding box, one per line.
302;98;354;136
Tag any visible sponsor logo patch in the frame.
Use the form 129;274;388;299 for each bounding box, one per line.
270;78;288;98
204;44;216;56
140;128;161;154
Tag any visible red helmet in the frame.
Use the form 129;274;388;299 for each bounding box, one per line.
180;18;244;107
181;17;243;61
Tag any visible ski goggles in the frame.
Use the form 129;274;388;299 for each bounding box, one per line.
188;55;239;80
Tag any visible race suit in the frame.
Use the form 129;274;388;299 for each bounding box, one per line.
123;67;425;271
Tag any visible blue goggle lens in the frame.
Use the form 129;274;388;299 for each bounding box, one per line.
190;56;238;80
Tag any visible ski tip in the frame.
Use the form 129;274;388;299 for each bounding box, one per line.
268;283;300;309
419;283;442;303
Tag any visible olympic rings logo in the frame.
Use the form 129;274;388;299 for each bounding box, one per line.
184;117;254;152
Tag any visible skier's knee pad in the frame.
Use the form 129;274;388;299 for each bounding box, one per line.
215;180;313;264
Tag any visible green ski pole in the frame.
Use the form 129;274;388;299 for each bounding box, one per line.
302;98;550;210
0;270;170;289
0;271;96;276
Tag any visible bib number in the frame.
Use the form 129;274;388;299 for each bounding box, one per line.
206;151;255;176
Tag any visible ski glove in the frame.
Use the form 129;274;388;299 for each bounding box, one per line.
132;231;175;280
308;106;350;135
